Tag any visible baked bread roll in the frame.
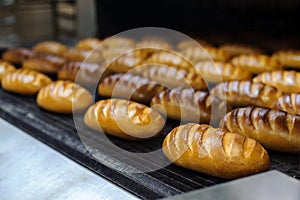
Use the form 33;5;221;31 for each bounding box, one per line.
145;51;193;69
102;36;135;48
272;49;300;68
23;54;65;74
2;48;34;65
106;53;146;73
219;44;262;57
0;60;16;81
253;70;300;93
37;80;93;113
230;54;282;73
180;45;232;62
58;62;110;86
163;123;270;179
1;69;52;95
63;49;102;63
98;73;166;104
133;64;207;90
84;99;165;140
32;41;68;56
273;93;300;115
211;81;282;108
196;61;252;83
76;38;101;51
150;87;230;124
221;107;300;153
177;39;209;51
135;38;173;53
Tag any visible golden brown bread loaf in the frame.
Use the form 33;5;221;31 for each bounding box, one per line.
145;51;193;69
230;54;282;74
133;64;207;90
23;54;65;74
2;48;34;65
106;53;146;73
63;49;102;63
272;49;300;68
84;99;165;140
163;123;270;179
1;69;52;95
0;61;16;81
211;81;282;108
176;39;209;51
102;36;135;48
37;80;93;113
219;44;262;57
253;70;300;93
195;61;252;83
221;107;300;153
58;62;111;86
150;87;230;124
32;41;68;56
76;38;101;51
135;38;173;53
98;73;166;104
273;93;300;115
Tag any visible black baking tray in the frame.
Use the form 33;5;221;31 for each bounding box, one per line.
0;86;299;199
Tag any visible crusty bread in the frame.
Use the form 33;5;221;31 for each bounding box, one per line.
163;123;270;179
102;36;135;48
84;99;165;140
32;41;68;57
133;64;207;90
272;49;300;68
211;81;282;108
98;73;166;104
253;70;300;93
196;61;252;83
230;54;282;74
23;54;65;74
177;39;209;51
135;38;173;53
0;60;16;81
2;48;34;65
106;53;146;73
63;49;102;63
1;69;52;95
76;38;101;51
37;80;93;113
58;62;110;86
219;43;262;57
273;93;300;115
151;87;230;124
221;107;300;153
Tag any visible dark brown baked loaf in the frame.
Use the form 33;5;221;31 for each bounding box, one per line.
211;81;282;108
84;99;165;140
221;107;300;153
32;41;68;56
151;87;230;124
0;60;16;81
273;93;300;115
272;49;300;68
163;123;270;179
253;70;300;93
2;48;34;65
98;73;166;104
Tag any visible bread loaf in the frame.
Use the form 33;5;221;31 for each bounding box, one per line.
1;69;52;95
272;49;300;68
221;107;300;153
0;61;16;81
211;81;282;108
230;54;282;73
37;80;93;113
84;99;165;140
106;53;146;73
177;39;209;51
135;39;173;53
2;48;34;65
196;61;252;83
98;73;166;104
76;38;101;51
151;87;230;124
63;49;102;63
163;123;270;179
32;41;68;56
273;93;300;115
253;70;300;93
102;36;135;48
219;44;262;57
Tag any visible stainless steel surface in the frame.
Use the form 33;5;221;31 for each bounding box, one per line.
0;118;139;200
166;170;300;200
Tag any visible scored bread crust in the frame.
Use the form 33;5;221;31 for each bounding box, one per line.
84;99;165;140
98;73;166;104
162;123;270;179
219;43;262;57
196;61;252;83
0;61;16;81
150;87;230;124
63;49;102;63
1;69;52;95
272;49;300;67
253;70;300;93
32;41;68;56
106;53;146;73
230;54;282;74
37;80;93;113
2;48;34;65
211;80;282;108
76;38;102;51
221;107;300;153
273;93;300;115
